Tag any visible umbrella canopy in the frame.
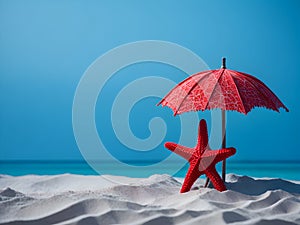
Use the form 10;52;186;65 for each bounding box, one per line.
158;58;289;115
158;58;289;182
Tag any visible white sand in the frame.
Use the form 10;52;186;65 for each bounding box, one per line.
0;173;300;225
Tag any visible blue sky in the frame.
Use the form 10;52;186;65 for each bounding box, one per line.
0;0;299;161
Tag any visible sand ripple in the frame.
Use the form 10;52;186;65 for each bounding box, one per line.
0;174;299;225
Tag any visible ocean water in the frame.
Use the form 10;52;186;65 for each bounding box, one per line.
0;161;299;181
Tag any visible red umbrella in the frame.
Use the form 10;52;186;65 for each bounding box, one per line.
158;58;289;181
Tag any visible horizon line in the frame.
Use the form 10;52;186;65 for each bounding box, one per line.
1;159;300;164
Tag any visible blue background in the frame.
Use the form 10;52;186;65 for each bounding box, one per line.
0;0;299;162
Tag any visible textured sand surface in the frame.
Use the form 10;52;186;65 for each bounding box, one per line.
0;174;300;225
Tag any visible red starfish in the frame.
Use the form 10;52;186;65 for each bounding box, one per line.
165;119;236;193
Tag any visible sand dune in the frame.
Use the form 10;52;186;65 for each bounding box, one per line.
0;174;299;225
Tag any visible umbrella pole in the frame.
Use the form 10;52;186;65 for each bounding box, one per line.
222;109;226;182
205;110;226;187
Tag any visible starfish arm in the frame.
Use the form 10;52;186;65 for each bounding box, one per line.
196;120;209;155
203;147;236;164
164;142;194;161
214;147;236;163
181;162;203;193
205;166;226;192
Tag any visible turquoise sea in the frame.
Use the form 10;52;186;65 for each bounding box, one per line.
0;161;299;181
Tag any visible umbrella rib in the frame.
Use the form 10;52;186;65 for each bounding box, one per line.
157;71;211;106
237;72;279;112
240;72;289;112
204;69;226;110
174;71;215;115
227;74;247;114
